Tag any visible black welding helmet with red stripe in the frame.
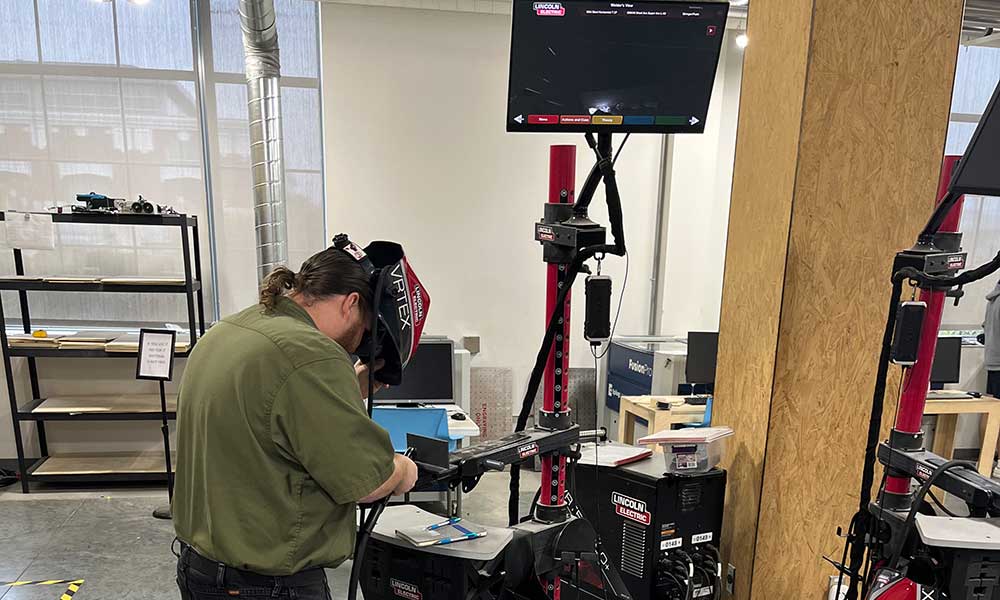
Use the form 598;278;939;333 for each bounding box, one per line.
332;233;430;386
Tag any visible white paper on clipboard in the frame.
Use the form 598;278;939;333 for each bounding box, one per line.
4;212;55;250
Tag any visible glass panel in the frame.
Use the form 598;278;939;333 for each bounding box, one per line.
215;82;250;166
282;87;321;170
942;196;1000;327
37;0;116;65
210;0;245;75
951;45;1000;115
211;0;318;77
43;76;126;164
945;121;977;156
0;160;55;212
276;0;318;78
116;0;194;70
123;79;202;166
286;170;323;258
0;0;39;63
0;75;48;160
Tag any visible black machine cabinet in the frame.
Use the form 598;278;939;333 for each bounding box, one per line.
360;538;506;600
572;460;727;600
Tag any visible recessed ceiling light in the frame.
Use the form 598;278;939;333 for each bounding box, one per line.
736;33;749;48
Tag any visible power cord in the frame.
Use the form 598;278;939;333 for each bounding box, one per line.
0;467;16;488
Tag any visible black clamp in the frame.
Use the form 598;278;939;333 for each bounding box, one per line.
535;502;569;524
888;428;924;452
538;408;573;431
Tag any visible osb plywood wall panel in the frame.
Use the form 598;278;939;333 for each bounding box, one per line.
749;1;964;599
711;1;814;598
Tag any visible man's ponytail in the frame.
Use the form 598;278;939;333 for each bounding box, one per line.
259;266;297;310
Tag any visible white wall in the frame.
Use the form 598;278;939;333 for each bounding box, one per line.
658;31;745;336
320;4;663;399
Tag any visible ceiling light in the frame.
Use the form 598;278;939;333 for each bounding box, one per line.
736;33;749;49
128;0;152;5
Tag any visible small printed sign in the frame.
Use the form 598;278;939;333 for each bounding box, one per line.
691;532;714;545
661;538;683;550
136;329;176;381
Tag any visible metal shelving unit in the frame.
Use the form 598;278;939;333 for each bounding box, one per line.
0;211;206;492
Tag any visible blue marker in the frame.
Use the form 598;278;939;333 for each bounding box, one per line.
425;517;461;531
437;532;487;545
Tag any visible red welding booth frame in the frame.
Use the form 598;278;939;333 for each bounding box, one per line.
884;155;965;498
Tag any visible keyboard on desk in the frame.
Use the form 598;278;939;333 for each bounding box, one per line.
926;390;974;400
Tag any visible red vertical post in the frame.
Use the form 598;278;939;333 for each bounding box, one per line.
885;156;965;496
541;145;575;600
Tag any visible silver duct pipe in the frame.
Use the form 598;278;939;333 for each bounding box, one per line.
239;0;288;283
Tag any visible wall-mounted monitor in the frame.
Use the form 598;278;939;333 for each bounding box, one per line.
507;0;730;134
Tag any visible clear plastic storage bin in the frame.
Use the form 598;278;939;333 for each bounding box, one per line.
659;437;728;475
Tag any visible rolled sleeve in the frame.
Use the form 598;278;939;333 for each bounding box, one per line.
272;359;396;505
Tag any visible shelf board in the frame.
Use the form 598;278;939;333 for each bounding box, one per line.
0;212;197;227
0;280;201;293
8;347;190;358
29;451;175;478
18;394;177;421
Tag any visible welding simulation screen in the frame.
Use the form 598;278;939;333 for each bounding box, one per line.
373;341;455;404
507;0;729;134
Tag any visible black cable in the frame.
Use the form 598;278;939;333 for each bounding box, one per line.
350;270;389;600
927;490;967;518
592;354;609;600
843;276;905;600
613;133;631;165
591;250;629;360
0;468;16;488
509;132;629;525
888;460;977;569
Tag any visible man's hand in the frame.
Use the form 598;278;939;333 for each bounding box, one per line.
391;454;419;496
355;359;386;399
358;453;419;503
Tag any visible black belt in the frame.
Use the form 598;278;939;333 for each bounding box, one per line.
178;542;327;588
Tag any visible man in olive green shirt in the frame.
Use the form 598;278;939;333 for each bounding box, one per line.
174;248;418;600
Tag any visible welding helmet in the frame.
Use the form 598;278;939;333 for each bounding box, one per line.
332;234;430;386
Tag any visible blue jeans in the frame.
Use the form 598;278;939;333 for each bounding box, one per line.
176;545;332;600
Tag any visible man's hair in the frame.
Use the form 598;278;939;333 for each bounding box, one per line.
259;247;372;312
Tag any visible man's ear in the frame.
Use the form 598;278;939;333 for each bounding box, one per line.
345;291;361;315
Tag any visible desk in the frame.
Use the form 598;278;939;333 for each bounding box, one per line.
432;403;481;439
924;395;1000;477
617;396;706;451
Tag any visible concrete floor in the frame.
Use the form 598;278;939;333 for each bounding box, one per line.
0;471;540;600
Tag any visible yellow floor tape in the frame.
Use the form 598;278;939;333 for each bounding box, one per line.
0;579;84;599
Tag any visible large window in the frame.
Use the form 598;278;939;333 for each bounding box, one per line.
0;0;324;325
943;45;1000;328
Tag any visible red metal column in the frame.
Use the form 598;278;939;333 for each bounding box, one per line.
541;145;575;600
885;156;965;496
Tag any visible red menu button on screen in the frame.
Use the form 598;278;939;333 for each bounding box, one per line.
561;115;592;124
528;114;559;124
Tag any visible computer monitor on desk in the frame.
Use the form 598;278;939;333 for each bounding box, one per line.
930;336;962;390
374;339;455;404
685;332;718;400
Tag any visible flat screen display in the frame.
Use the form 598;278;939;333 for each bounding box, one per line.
373;340;455;404
686;331;718;385
952;79;1000;197
931;336;962;385
506;0;729;134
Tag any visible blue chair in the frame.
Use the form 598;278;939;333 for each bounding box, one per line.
372;406;461;452
680;396;713;429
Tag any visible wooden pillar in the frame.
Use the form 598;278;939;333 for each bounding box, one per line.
713;1;964;598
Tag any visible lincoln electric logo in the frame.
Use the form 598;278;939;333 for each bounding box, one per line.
518;442;540;459
533;1;565;16
390;579;421;600
612;492;652;526
628;358;652;377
